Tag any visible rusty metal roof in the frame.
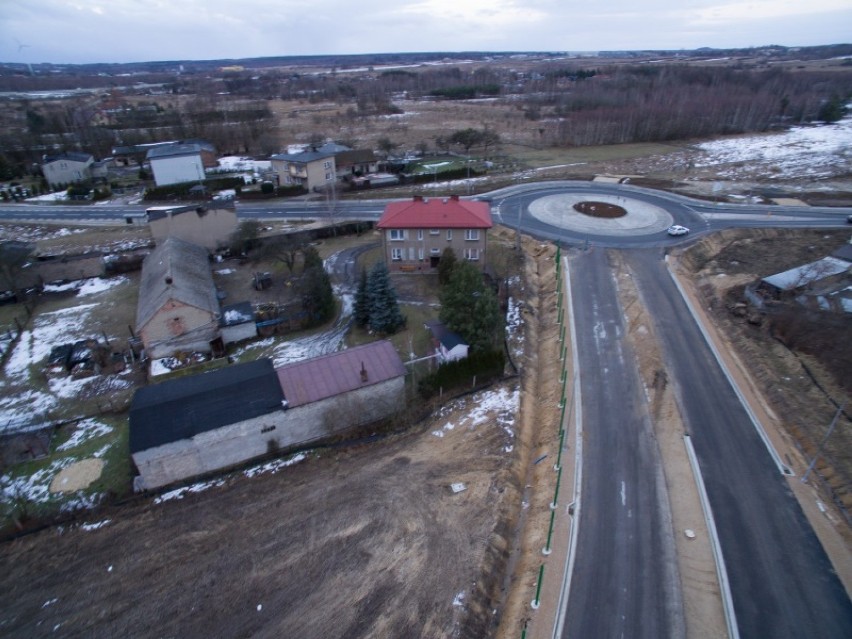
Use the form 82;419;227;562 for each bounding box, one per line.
275;340;405;408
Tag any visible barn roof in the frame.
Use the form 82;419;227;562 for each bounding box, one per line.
377;196;492;229
129;358;284;453
135;237;219;330
146;142;206;160
275;340;405;408
761;256;849;291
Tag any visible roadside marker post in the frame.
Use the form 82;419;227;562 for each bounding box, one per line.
554;428;565;471
550;465;563;509
531;564;545;610
542;509;556;555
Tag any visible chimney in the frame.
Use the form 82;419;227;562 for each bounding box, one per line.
360;361;368;383
165;275;173;286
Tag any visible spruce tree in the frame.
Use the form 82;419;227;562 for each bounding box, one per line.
437;247;458;286
367;261;405;334
439;261;501;353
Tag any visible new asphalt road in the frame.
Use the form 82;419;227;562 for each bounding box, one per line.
2;182;851;636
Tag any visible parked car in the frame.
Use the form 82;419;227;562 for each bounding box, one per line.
667;225;690;236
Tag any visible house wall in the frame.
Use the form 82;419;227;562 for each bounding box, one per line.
150;155;205;187
382;228;489;272
148;207;238;250
138;299;219;359
221;322;257;345
43;160;93;188
305;158;336;191
132;376;404;490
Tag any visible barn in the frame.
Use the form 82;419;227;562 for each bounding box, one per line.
135;237;221;359
130;341;407;491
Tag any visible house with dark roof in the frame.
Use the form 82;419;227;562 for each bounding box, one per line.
334;149;378;181
424;320;469;362
270;148;336;192
130;358;285;490
146;141;216;187
41;152;94;189
377;195;493;272
136;237;221;358
146;202;238;251
129;341;406;490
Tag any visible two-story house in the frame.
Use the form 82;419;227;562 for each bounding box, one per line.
270;148;336;192
376;195;492;272
41;152;95;189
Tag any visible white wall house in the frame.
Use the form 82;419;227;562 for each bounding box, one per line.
147;143;207;187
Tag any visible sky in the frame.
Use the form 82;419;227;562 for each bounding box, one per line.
1;0;851;65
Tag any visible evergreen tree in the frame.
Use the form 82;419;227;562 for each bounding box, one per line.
437;247;458;286
354;267;370;328
439;261;502;353
299;246;334;323
367;261;405;334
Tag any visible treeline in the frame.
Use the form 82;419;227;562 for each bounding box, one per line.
528;65;852;146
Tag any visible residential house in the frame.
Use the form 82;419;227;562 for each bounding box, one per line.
146;202;238;251
146;142;213;187
135;237;221;359
376;195;493;272
42;152;94;189
130;341;406;490
270;148;336;192
424;320;469;362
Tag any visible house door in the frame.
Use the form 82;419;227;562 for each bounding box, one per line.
430;256;440;268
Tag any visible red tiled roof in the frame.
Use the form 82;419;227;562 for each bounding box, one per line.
377;196;492;229
275;340;406;408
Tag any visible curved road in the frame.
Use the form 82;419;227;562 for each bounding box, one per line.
2;183;851;637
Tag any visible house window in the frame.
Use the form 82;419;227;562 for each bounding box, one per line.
325;172;334;180
389;229;405;241
323;161;332;169
391;248;404;261
429;229;440;235
430;248;441;255
447;230;453;241
418;248;424;260
465;229;480;241
464;248;480;261
417;229;423;240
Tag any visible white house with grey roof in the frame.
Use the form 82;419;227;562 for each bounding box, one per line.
41;152;94;189
147;142;211;187
270;147;336;192
129;341;406;490
135;237;221;359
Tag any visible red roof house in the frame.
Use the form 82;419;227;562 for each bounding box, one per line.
376;195;492;271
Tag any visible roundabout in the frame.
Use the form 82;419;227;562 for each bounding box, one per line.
527;192;674;237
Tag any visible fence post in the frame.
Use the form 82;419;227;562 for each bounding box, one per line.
550;465;563;509
542;509;556;555
531;563;545;610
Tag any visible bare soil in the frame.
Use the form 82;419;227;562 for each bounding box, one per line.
0;381;521;639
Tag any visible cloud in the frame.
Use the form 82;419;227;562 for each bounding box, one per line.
1;0;850;64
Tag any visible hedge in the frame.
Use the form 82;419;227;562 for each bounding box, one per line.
418;349;505;399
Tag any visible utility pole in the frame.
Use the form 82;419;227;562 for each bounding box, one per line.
802;403;846;483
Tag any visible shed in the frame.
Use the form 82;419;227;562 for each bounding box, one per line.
424;320;469;362
759;256;850;298
220;301;257;345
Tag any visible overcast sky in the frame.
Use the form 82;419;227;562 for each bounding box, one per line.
3;0;851;65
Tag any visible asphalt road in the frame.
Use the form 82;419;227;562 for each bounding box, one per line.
3;182;851;635
564;248;684;638
623;249;852;638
